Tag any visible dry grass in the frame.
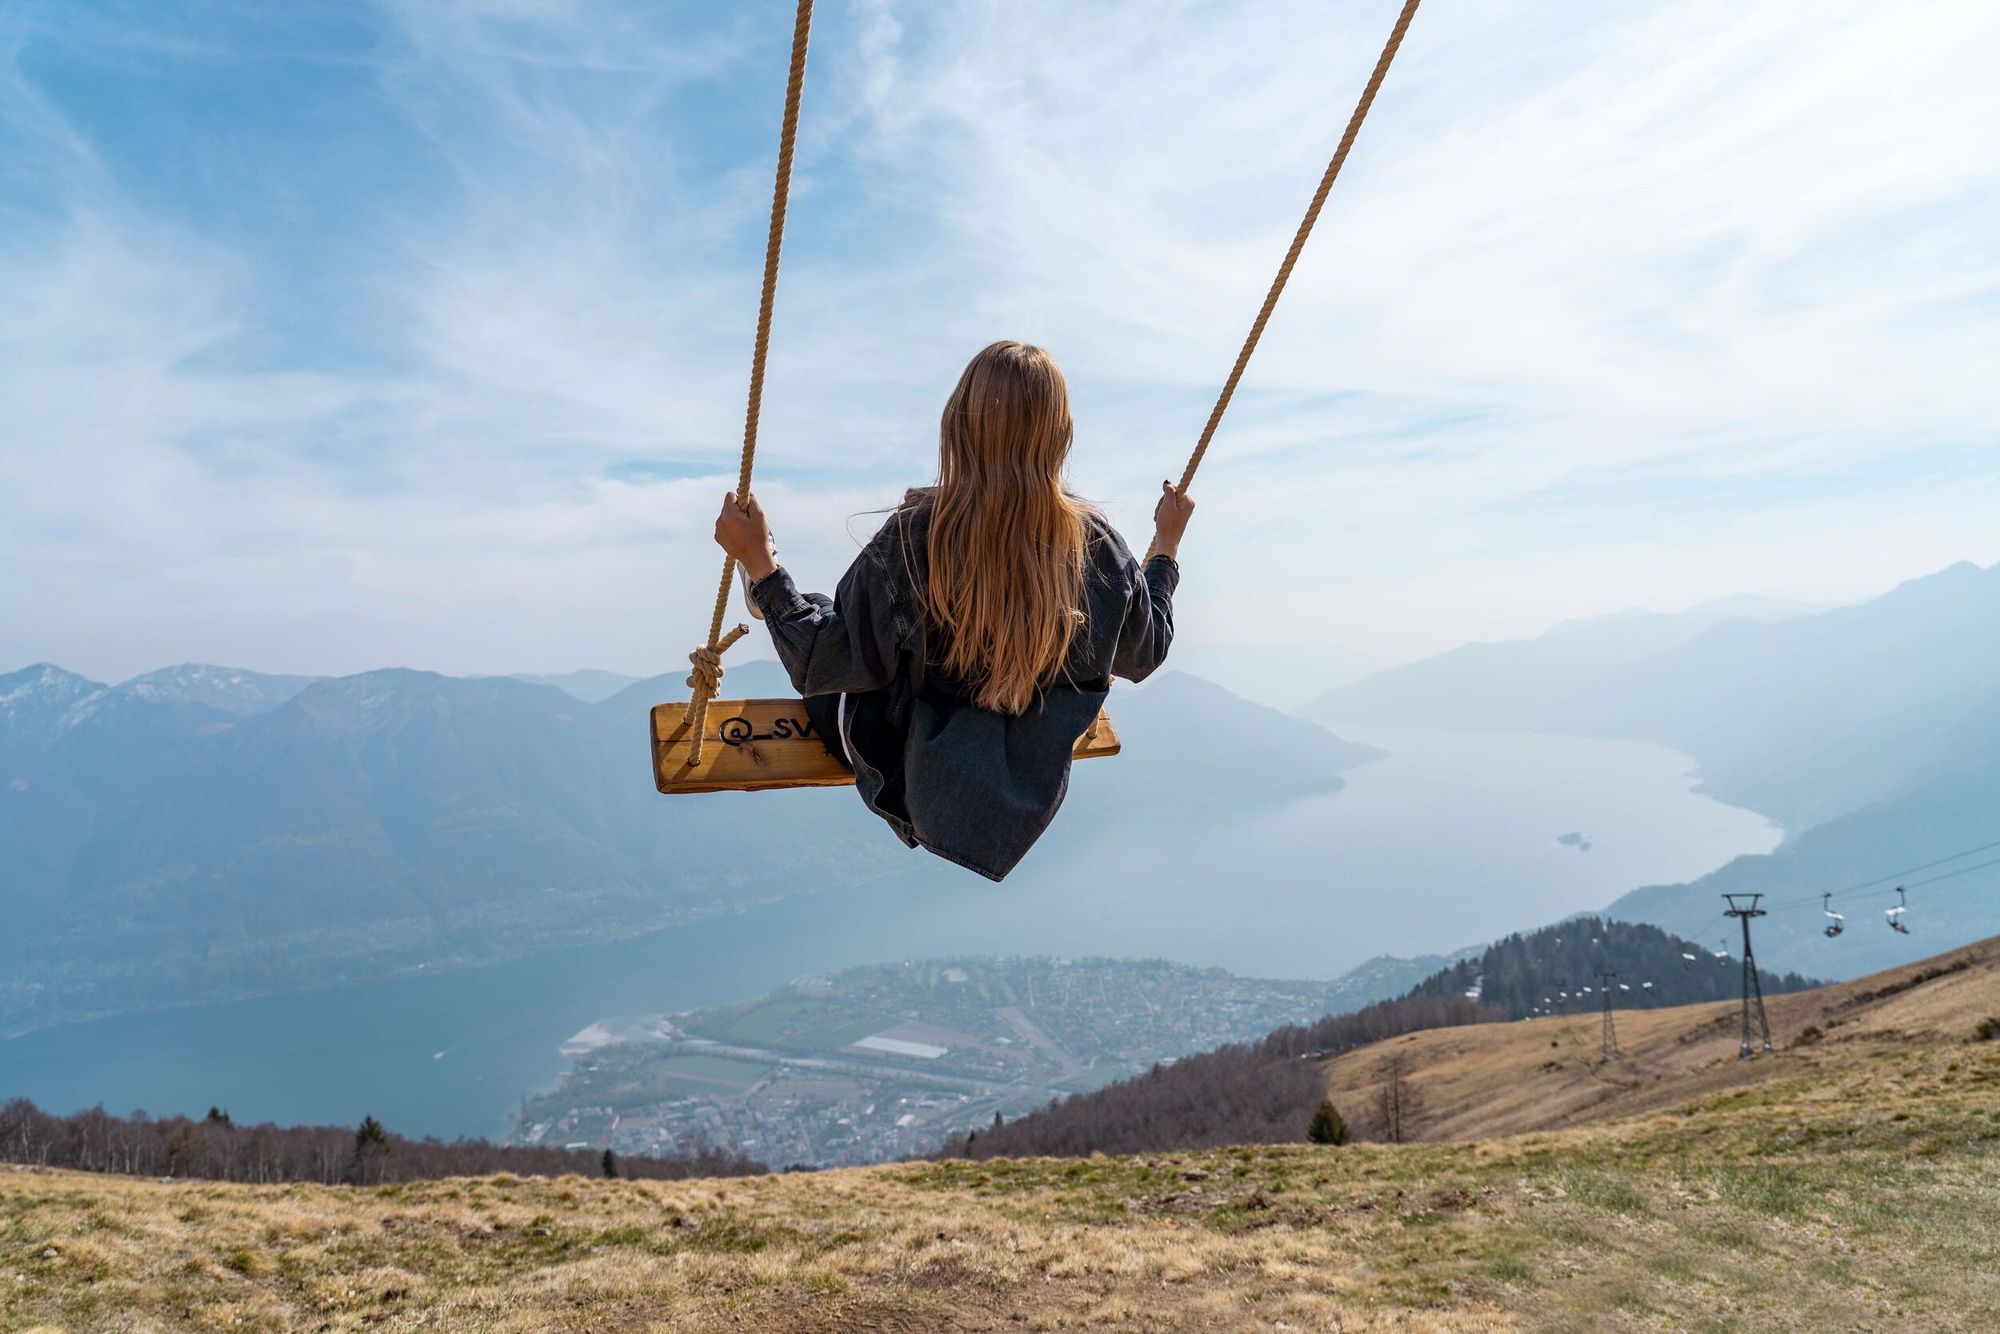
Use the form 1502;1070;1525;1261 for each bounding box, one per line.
8;944;1999;1331
1325;937;2000;1144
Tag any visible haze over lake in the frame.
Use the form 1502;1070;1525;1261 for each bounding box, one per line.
3;726;1777;1140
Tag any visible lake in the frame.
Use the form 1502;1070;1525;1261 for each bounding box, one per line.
1;726;1778;1140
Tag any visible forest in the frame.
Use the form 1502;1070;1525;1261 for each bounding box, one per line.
0;1100;763;1185
1406;915;1818;1017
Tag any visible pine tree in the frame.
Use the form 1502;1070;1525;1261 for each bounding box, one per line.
354;1115;388;1152
1307;1099;1349;1146
350;1115;391;1185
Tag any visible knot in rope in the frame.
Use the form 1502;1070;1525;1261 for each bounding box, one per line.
678;623;749;767
684;636;738;698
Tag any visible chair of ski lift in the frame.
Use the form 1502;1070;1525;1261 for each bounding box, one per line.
1680;952;1698;971
1886;885;1911;935
1822;892;1845;938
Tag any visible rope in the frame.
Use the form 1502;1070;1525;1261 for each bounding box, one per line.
1165;0;1422;504
681;0;814;767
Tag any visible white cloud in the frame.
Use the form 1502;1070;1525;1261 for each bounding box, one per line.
2;0;1996;688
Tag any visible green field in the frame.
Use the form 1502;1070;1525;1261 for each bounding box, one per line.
711;996;894;1052
523;1049;773;1116
652;1055;771;1085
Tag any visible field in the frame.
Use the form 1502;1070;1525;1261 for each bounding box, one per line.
8;945;1999;1331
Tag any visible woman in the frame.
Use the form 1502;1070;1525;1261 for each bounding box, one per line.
713;340;1194;880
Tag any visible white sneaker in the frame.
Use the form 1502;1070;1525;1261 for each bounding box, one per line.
737;534;778;620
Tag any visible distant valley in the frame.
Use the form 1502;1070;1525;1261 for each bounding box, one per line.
1303;559;2000;978
518;954;1468;1168
0;660;1375;1033
8;557;1994;1144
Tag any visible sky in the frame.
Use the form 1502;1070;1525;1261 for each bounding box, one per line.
3;0;1997;703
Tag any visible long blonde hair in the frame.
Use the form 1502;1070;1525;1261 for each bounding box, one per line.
918;340;1092;715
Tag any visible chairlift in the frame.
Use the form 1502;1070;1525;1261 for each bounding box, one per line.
1680;952;1698;971
1714;941;1731;964
1581;986;1593;995
1618;983;1631;993
1822;892;1845;938
1887;885;1911;935
1641;981;1655;992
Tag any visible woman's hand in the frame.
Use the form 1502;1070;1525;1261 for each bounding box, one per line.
1151;481;1195;560
714;490;777;582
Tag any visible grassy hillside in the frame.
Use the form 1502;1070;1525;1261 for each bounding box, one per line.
8;948;1998;1330
1327;935;2000;1142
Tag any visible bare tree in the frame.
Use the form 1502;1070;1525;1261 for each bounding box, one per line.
0;1098;763;1184
1372;1051;1421;1144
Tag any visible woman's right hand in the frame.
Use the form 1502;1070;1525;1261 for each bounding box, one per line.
1152;481;1195;560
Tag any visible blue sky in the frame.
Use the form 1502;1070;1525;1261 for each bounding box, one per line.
4;0;1997;701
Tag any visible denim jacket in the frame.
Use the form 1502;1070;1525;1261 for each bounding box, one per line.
748;501;1178;880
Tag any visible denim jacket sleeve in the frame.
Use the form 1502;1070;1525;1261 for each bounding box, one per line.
747;545;909;697
1111;553;1179;682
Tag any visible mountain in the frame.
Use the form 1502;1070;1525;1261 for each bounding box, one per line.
0;663;106;749
1299;593;1820;732
1076;672;1383;806
511;669;643;703
1305;563;2000;834
1556;561;2000;826
115;664;317;716
0;660;1381;1031
1298;561;2000;971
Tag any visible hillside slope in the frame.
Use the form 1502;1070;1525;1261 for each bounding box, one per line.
9;950;1997;1330
1325;935;2000;1143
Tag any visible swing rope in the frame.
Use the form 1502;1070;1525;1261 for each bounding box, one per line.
681;0;815;766
680;0;1421;754
1164;0;1421;503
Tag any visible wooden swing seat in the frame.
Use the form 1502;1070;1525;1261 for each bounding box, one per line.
652;697;1121;794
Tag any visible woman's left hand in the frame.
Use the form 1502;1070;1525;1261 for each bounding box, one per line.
714;490;777;581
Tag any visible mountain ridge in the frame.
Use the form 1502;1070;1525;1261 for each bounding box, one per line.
0;660;1381;1032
